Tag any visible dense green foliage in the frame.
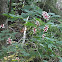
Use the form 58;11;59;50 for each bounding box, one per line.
0;0;62;62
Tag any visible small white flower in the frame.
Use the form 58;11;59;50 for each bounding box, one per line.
7;38;12;44
42;34;46;39
43;25;49;32
35;20;40;26
0;24;5;28
16;57;19;60
33;27;37;34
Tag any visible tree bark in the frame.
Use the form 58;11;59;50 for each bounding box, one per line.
0;0;8;26
0;0;8;49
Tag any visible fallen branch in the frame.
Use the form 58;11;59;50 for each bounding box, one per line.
22;16;29;44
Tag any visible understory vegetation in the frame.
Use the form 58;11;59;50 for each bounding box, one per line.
0;0;62;62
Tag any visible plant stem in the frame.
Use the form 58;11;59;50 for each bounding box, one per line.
22;26;27;44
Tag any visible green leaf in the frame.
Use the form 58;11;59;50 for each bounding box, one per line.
21;51;30;56
12;3;17;6
45;37;56;41
51;15;61;18
59;59;62;62
48;13;55;15
56;41;62;44
3;13;10;17
25;22;36;27
40;44;45;47
43;60;48;62
48;44;54;49
59;57;62;62
21;13;28;18
22;5;32;10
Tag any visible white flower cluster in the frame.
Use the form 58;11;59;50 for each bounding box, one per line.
42;11;50;20
7;38;12;44
42;25;49;39
43;25;49;32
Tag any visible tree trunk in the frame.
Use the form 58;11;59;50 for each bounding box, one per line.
0;0;8;49
0;0;8;27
